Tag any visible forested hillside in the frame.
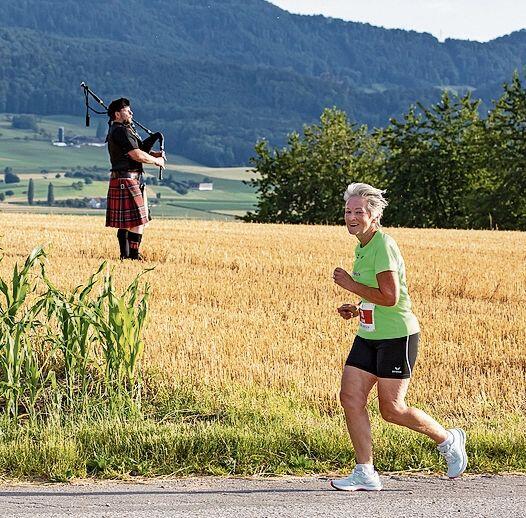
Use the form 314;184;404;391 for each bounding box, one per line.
1;0;526;165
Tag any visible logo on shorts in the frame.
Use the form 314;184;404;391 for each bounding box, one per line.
392;366;402;374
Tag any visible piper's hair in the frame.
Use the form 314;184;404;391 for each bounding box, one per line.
107;97;130;121
343;182;388;223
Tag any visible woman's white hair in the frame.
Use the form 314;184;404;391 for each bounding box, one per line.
343;183;388;223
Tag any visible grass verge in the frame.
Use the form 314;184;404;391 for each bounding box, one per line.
1;383;524;481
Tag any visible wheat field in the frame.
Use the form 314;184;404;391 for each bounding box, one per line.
2;213;524;427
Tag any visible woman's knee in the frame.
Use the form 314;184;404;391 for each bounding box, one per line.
379;400;407;423
339;390;368;412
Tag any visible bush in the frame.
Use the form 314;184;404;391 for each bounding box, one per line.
0;192;5;201
11;114;38;131
5;190;14;196
65;170;107;181
5;172;20;184
53;197;90;208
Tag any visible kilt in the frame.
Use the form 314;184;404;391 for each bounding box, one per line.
105;176;150;228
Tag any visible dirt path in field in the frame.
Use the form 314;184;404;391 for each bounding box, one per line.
0;474;524;517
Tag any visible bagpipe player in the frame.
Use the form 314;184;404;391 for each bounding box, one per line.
105;97;165;260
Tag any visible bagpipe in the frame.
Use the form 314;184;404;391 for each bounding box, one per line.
80;82;164;180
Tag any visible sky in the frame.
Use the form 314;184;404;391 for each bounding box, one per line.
268;0;526;42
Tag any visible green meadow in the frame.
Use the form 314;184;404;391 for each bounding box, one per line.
0;114;257;220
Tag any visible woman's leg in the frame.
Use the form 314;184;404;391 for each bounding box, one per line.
340;366;378;464
377;377;468;477
377;377;448;443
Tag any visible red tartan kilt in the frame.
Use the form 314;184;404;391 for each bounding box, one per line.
105;177;150;228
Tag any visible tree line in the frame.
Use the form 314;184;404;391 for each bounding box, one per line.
3;0;526;166
244;72;526;230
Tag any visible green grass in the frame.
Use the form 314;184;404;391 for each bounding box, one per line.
0;137;109;171
0;113;257;219
0;174;256;220
1;383;524;480
1;177;108;200
172;164;254;181
0;113;199;169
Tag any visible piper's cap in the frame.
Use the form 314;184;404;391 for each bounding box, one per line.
107;97;130;119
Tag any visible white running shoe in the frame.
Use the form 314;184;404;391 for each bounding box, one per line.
438;428;468;478
330;468;382;491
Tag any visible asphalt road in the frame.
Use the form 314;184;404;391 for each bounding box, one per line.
1;475;525;518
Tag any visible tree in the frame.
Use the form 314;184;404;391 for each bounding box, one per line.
379;91;485;228
47;183;55;206
244;108;382;224
4;171;20;184
12;114;38;131
483;71;526;230
27;179;35;205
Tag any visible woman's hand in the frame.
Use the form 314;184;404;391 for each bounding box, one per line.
333;267;355;291
337;303;359;320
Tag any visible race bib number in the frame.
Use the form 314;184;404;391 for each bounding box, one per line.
359;302;375;332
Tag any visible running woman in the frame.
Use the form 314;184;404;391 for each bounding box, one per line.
330;183;467;491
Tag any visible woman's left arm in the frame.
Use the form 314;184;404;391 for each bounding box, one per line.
333;268;400;307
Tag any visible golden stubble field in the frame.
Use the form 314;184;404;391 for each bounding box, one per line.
1;214;525;422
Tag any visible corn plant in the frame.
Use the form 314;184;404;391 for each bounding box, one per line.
0;247;45;326
1;246;151;421
38;262;106;408
93;269;151;409
0;247;46;419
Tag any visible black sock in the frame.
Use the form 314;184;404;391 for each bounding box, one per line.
117;229;129;259
128;232;142;260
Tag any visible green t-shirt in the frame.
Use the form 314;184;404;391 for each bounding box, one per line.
351;230;420;340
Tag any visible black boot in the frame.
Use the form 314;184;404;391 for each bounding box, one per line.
117;229;129;259
127;231;143;260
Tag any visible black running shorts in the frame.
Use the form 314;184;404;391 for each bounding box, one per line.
345;333;419;379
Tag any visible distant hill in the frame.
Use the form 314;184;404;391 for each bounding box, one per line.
1;0;526;165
